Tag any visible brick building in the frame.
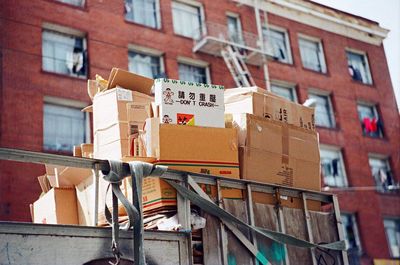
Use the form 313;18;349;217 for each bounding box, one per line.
1;0;399;264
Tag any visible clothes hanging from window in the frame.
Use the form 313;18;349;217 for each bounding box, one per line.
332;158;339;176
66;49;84;75
363;117;372;133
349;64;363;81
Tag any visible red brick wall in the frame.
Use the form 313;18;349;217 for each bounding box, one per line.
1;0;399;262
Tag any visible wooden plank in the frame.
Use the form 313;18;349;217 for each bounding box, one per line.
224;199;254;265
253;203;284;265
309;211;344;265
202;213;223;265
282;207;313;264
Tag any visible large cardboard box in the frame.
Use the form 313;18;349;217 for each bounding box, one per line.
232;114;321;210
33;188;78;225
93;87;153;159
154;78;225;128
225;87;315;131
142;119;242;211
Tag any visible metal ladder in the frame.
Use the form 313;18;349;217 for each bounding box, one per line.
221;45;256;87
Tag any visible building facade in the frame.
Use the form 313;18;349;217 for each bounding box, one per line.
1;0;399;264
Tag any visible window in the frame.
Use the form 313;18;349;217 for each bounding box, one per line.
369;156;395;193
346;50;372;84
44;103;88;153
263;27;292;64
320;147;347;187
357;103;383;138
341;214;362;264
42;29;87;78
56;0;85;6
270;83;297;102
172;1;203;39
308;93;335;128
299;36;326;73
178;63;208;83
383;219;400;258
128;51;162;78
227;14;243;44
125;0;160;29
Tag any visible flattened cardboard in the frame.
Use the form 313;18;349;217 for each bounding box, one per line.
81;143;93;158
107;68;153;95
225;87;315;131
33;188;78;225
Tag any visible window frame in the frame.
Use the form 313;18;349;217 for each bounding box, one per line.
341;213;363;255
43;96;91;154
356;101;383;138
298;34;327;73
346;48;373;85
383;218;400;258
124;0;161;29
171;0;206;39
308;89;336;128
368;154;395;193
177;56;210;83
128;44;164;78
41;23;88;79
264;24;293;64
270;80;298;102
320;145;348;188
226;12;244;45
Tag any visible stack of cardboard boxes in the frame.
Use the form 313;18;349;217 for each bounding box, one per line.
31;67;321;226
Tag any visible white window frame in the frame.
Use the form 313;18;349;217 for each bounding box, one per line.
346;48;373;85
341;213;362;254
43;96;91;152
124;0;161;29
298;34;327;73
270;80;297;102
264;24;293;64
308;88;336;128
356;101;383;138
171;0;206;39
177;56;210;83
42;23;87;78
383;218;400;258
128;44;164;78
56;0;85;7
320;145;348;187
226;12;244;44
368;154;394;192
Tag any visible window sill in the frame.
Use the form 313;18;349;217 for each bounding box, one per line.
49;0;88;11
316;125;339;131
350;79;375;88
301;66;329;77
41;70;87;81
362;134;386;141
173;33;198;41
269;58;294;67
124;19;163;32
42;148;73;156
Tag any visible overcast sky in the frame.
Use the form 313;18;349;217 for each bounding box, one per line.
311;0;400;112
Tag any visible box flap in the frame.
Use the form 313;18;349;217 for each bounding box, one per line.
58;167;93;186
107;68;154;95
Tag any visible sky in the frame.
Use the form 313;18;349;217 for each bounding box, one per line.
311;0;400;112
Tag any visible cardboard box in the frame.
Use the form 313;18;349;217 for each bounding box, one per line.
233;113;321;210
141;119;242;211
33;187;78;225
154;78;225;128
225;87;315;131
81;143;93;158
107;68;153;95
93;87;153;159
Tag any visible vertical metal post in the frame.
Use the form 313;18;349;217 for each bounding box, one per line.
302;193;317;265
177;174;191;230
275;189;290;265
246;184;258;265
217;179;228;265
254;0;271;91
92;163;100;227
332;195;350;265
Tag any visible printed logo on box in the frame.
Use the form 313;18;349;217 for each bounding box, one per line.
177;113;195;125
162;115;172;124
163;88;174;105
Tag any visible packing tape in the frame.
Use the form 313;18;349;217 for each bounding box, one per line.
281;124;289;165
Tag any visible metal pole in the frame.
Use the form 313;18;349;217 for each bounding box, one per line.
217;179;228;265
254;0;271;91
93;163;100;226
246;184;258;265
301;193;317;265
332;195;350;265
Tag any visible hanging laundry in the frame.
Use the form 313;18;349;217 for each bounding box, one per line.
370;118;378;133
363;117;372;133
332;159;339;177
379;168;387;184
